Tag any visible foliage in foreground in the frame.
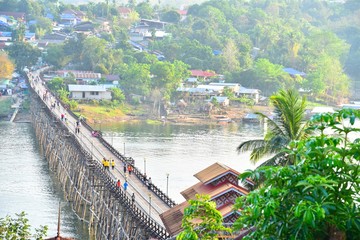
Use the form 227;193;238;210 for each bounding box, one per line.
177;195;231;240
237;89;308;167
0;212;48;240
234;109;360;239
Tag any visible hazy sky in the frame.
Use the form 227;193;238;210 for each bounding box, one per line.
61;0;207;7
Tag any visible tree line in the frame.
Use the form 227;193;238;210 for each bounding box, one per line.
2;0;360;105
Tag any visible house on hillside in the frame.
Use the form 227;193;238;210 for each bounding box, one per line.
209;82;241;93
38;32;70;45
237;86;260;103
60;9;86;26
73;21;95;35
140;19;168;29
117;7;133;18
177;9;188;21
190;70;217;82
207;96;230;107
68;85;112;100
0;11;26;22
55;70;101;84
160;162;249;238
283;68;306;77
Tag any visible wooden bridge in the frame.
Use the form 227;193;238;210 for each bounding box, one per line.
27;69;176;240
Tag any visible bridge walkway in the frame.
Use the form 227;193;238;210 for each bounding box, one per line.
28;69;174;228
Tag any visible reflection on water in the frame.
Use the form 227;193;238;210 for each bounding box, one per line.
101;121;264;203
0;122;90;239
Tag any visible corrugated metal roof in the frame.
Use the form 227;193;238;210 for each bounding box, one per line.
68;84;107;92
238;86;260;94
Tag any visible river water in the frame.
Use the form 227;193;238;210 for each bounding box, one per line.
0;120;263;239
101;121;264;203
0;122;91;239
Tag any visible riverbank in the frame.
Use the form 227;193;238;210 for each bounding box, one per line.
75;102;273;126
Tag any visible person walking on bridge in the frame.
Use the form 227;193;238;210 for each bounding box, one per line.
111;159;115;170
105;159;110;171
102;157;106;169
147;177;152;190
123;162;127;173
116;179;121;188
127;165;133;175
123;181;128;191
131;193;135;205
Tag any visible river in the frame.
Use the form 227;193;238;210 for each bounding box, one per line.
101;121;264;203
0;122;91;239
0;120;263;239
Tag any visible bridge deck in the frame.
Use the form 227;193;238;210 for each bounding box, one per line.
28;69;172;227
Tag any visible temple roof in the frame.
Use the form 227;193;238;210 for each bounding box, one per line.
194;162;240;184
160;201;188;236
181;181;248;201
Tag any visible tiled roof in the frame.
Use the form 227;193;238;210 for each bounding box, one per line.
103;74;120;81
181;181;248;201
118;7;132;14
160;201;188;236
194;162;240;184
177;10;188;15
0;11;25;20
190;70;217;77
56;70;101;79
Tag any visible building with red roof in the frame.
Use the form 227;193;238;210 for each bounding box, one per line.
190;70;217;79
160;162;249;237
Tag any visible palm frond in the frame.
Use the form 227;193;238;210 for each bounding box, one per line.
254;112;286;138
257;152;287;167
270;89;307;141
237;139;266;153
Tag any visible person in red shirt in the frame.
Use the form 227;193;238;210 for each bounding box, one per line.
116;179;121;188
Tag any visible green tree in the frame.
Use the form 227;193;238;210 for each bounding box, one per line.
44;44;69;69
109;87;125;103
303;54;350;104
177;195;231;240
234;109;360;240
135;2;153;19
237;89;307;167
80;36;108;70
5;42;41;71
0;212;48;240
161;10;180;23
252;58;290;96
47;77;65;92
31;17;53;38
12;22;26;42
120;63;151;97
221;39;240;73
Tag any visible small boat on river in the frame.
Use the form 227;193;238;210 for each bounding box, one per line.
216;116;233;123
242;113;260;123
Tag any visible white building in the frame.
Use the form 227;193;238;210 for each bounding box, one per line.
68;85;112;100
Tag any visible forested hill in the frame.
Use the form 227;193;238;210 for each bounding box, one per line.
150;0;360;102
2;0;360;105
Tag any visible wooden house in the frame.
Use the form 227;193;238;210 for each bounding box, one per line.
160;162;248;237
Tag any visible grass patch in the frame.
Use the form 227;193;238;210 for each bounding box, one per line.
0;97;13;116
76;103;147;123
146;119;163;125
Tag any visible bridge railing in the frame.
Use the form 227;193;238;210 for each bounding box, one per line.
71;135;171;239
30;86;171;240
62;98;176;208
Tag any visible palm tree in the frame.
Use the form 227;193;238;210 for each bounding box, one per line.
237;89;308;167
